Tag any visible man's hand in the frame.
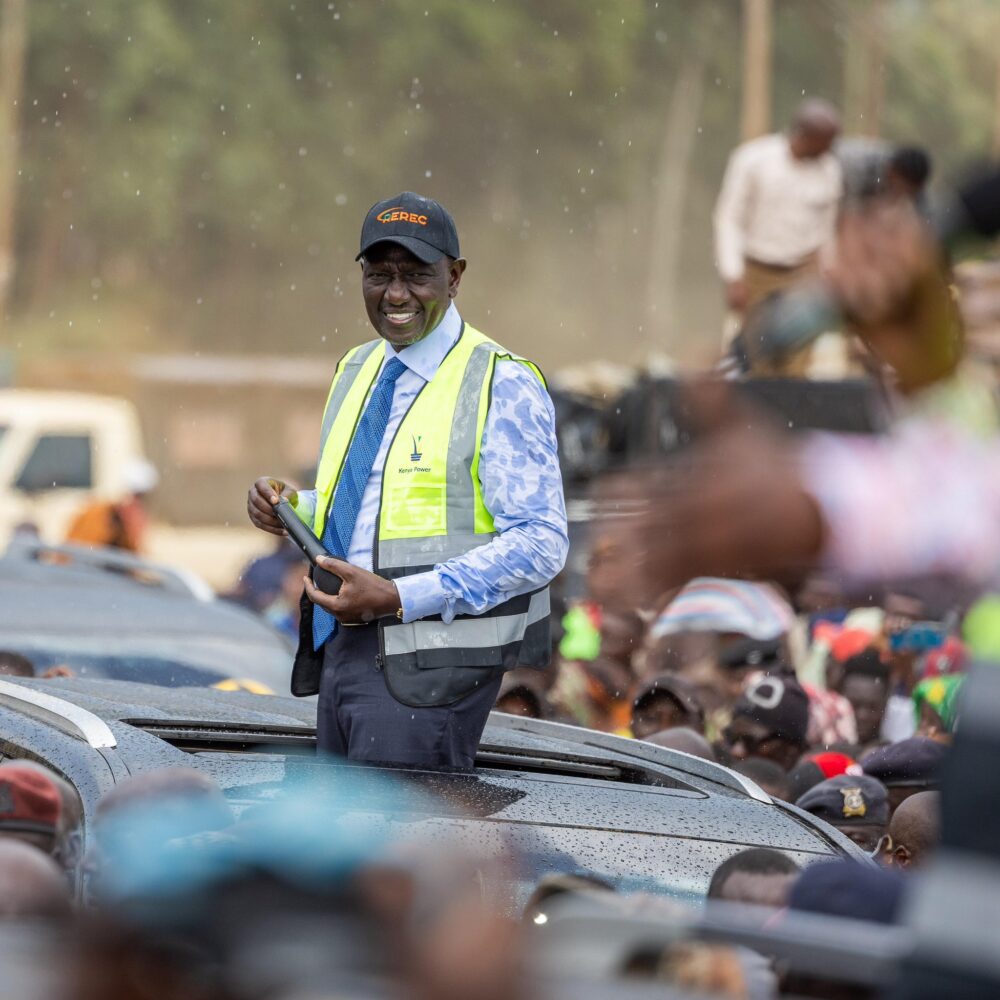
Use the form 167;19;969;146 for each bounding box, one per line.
247;476;298;536
724;278;750;313
303;555;401;624
825;203;961;394
594;381;824;615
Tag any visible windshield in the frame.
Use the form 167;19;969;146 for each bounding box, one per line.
5;634;292;693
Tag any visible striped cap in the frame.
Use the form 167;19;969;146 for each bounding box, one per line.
650;577;794;641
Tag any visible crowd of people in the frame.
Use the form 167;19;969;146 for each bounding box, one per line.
2;87;997;997
502;572;948;867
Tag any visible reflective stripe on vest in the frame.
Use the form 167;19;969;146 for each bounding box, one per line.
312;324;550;670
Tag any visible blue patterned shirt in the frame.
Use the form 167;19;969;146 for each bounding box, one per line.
295;304;568;624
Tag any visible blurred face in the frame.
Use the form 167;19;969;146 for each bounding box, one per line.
723;716;800;770
836;823;884;853
495;691;539;719
361;243;465;349
600;612;643;667
716;871;797;909
840;675;889;745
789;125;837;159
887;785;923;817
632;694;687;740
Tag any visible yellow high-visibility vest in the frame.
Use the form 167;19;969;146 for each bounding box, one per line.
305;323;551;708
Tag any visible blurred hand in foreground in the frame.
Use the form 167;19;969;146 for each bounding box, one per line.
594;383;824;616
827;202;962;394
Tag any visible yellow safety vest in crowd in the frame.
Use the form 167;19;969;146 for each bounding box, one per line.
305;323;551;707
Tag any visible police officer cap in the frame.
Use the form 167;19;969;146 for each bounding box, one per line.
796;773;889;827
860;736;946;787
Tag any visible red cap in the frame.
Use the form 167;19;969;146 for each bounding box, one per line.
810;751;861;779
831;628;875;663
0;767;60;837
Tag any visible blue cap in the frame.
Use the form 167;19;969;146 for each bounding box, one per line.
861;737;946;787
796;774;889;826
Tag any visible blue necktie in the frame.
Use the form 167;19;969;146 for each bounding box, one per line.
312;356;408;650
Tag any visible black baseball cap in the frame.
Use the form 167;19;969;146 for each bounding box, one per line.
357;192;460;264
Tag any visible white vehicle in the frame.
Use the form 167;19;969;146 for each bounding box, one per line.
0;389;148;546
0;389;274;588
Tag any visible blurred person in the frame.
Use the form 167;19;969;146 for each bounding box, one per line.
494;669;549;719
912;673;963;741
714;98;842;371
1;761;84;875
717;636;785;705
654;942;766;1000
65;458;158;553
0;840;71;920
597;165;1000;614
0;650;34;677
835;648;891;748
886;146;932;208
226;535;305;613
802;675;858;750
796;773;889;852
878;592;927;743
788;750;862;801
630;674;703;740
85;765;525;1000
860;736;945;815
95;767;231;827
883;789;940;869
598;608;645;672
522;871;617;925
788;858;905;924
707;847;800;908
732;757;792;801
549;655;632;732
917;633;966;679
90;768;233;891
648;579;795;739
0;651;75;681
649;577;795;645
263;559;306;641
248;192;567;769
643;726;716;761
782;859;906;998
0;767;61;856
557;537;625;663
722;673;810;771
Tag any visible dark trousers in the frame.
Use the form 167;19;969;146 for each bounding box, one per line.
316;625;502;769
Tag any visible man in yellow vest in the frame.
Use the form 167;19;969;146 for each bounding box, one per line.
247;192;568;768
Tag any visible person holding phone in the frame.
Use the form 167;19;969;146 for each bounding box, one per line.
247;192;567;769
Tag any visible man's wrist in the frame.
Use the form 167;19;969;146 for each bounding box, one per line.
375;579;402;619
393;572;447;623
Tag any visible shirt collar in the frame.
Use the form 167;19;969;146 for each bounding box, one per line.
383;303;462;383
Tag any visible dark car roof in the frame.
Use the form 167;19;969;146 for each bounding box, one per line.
0;677;859;861
0;543;281;643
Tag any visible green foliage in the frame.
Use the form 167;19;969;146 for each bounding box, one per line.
8;0;1000;362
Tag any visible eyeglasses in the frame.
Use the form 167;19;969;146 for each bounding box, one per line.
871;833;894;859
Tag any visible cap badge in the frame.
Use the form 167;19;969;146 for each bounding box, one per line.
841;787;867;818
376;207;428;226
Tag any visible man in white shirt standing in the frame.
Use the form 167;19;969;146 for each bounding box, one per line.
714;99;842;374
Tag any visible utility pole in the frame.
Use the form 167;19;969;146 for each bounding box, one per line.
993;38;1000;159
741;0;773;140
844;0;888;137
0;0;26;331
